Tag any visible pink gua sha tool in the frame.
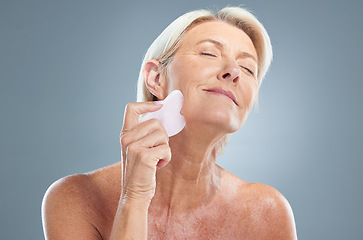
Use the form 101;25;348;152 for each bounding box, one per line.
139;90;186;137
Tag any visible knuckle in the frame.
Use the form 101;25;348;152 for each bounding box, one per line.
149;118;161;126
167;145;172;153
158;129;169;142
120;133;128;146
165;144;171;154
157;122;167;134
128;143;146;160
127;142;138;154
138;150;149;161
159;144;169;153
125;102;136;112
163;128;169;139
151;119;167;134
162;146;172;162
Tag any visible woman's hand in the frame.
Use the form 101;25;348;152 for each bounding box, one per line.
119;102;172;204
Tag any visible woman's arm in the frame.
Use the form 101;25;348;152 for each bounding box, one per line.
42;102;170;239
110;102;171;239
109;198;150;239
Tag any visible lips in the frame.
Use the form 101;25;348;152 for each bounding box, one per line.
203;87;238;105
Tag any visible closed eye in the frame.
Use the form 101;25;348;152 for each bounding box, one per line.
201;52;217;57
240;66;255;76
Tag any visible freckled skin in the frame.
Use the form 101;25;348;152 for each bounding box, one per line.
80;163;294;239
42;21;297;240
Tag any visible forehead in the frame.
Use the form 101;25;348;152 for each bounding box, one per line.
180;20;257;58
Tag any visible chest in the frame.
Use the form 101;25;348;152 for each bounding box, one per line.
146;206;248;240
99;200;265;240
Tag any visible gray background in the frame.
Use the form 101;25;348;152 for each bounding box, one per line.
1;0;362;239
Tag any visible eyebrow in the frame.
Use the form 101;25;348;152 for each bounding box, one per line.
196;39;258;63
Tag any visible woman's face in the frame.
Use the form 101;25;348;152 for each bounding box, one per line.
165;20;259;134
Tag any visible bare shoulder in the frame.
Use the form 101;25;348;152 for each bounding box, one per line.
245;182;295;217
43;173;96;202
42;173;98;211
218;167;297;239
41;163;121;239
241;182;297;239
41;173;102;239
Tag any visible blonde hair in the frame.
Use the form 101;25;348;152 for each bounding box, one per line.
136;6;273;155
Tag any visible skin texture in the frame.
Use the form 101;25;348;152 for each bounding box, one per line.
42;21;297;239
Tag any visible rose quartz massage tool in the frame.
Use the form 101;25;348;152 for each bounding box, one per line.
139;90;186;137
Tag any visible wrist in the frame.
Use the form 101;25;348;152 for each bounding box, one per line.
119;195;151;210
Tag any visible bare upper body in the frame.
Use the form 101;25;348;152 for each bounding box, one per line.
42;7;297;240
42;162;296;239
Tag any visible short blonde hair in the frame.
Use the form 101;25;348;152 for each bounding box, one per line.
136;7;273;155
137;6;273;109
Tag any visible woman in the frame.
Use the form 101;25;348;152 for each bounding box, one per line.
42;6;297;239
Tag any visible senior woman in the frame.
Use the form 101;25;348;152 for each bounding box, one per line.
42;6;297;240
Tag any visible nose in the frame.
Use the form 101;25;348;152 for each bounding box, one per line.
218;63;240;84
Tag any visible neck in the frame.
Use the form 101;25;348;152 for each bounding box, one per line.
150;124;225;213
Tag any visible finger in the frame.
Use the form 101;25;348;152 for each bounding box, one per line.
146;144;172;168
120;118;167;148
156;159;169;168
124;142;171;170
121;102;162;135
120;118;165;161
136;127;169;148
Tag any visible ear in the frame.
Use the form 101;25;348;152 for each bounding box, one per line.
143;59;168;100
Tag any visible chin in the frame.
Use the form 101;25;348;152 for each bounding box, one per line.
211;112;242;133
186;106;244;134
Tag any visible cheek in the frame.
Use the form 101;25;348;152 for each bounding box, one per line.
168;56;218;89
240;80;258;107
179;83;202;118
166;60;204;116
